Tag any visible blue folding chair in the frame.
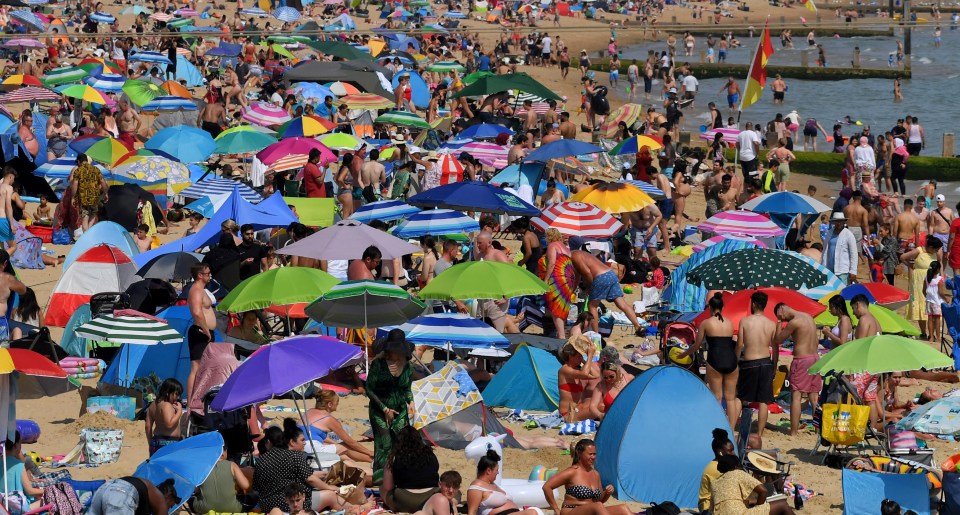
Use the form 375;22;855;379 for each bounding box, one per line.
842;469;930;515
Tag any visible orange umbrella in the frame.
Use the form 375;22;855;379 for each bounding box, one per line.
160;80;192;99
569;181;655;214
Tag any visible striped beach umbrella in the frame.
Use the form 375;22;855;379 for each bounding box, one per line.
83;67;125;93
149;11;173;22
267;154;308;172
699;127;740;145
120;6;152;15
241;102;292;127
437;154;463;185
325;81;360;96
306;279;426;330
68;134;105;154
397;313;509;349
692;234;769;253
697;210;785;237
214;127;277;155
141;95;197;111
35;158;107;180
531;201;624;238
337;93;394;109
349;199;420;223
75;314;182;345
78;58;123;74
455;141;509;165
443;10;466;18
41;66;87;86
240;7;268;16
2;74;42;86
167;17;194;29
392;209;479;238
0;86;60;103
129;51;172;64
618;180;667;200
3;38;43;50
599;103;643;138
89;11;116;23
56;84;109;104
10;10;46;30
179;178;261;202
278;115;336;138
174;7;199;16
376;110;430;129
425;60;465;72
273;6;301;22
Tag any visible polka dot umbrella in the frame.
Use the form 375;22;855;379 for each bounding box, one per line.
685;248;829;291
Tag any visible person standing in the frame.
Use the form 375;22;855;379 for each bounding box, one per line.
902;238;943;338
770;74;786;104
774;304;821;436
736;291;778;439
237;224;267;280
117;99;141;148
570;250;644;336
539;228;575;339
187;263;217;404
736;122;761;178
303;148;325;198
822;212;858;285
69;153;109;232
366;329;415;485
682;293;738;430
906;116;925;155
928;194;954;248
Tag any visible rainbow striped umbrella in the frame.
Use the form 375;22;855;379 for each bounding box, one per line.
349;200;420;223
337;93;394;109
241;102;292;127
278;115;336;138
86;137;133;167
697;210;785;237
59;84;108;104
609;134;664;155
0;86;60;103
78;58;123;74
599;103;643;138
392;209;479;238
1;74;42;86
257;137;334;166
375;110;430;129
531;201;623;238
41;66;87;86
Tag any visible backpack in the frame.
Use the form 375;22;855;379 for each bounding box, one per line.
644;501;681;515
42;482;83;515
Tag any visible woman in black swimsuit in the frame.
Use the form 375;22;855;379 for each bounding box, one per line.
542;439;631;515
683;293;739;430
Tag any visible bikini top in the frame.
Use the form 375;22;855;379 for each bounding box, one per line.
567;484;603;501
469;484;512;515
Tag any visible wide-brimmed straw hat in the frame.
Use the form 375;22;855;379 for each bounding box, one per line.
746;451;781;475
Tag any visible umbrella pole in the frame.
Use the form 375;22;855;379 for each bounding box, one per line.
2;445;7;511
364;299;369;372
293;388;323;468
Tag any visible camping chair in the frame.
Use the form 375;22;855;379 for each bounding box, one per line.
284;179;302;197
811;372;887;461
187;386;254;463
940;300;960;358
842;468;930;515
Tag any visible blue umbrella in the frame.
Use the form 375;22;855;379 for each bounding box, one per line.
491;165;569;197
142;96;198;111
443;11;466;18
146;126;215;163
240;6;268;16
349;199;420;223
523;139;603;162
459;123;514;139
68;135;106;154
10;10;46;30
205;44;241;56
83;65;125;92
272;6;301;22
397;313;509;349
24;0;49;5
739;191;831;215
291;82;334;102
129;51;172;64
133;432;224;514
619;180;667;200
407;180;540;216
35;158;107;180
183;26;221;33
392;209;479;238
179;178;261;202
89;11;116;23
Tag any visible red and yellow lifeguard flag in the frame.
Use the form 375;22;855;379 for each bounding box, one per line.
739;20;775;111
802;0;818;12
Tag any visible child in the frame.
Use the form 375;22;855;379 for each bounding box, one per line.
415;471;462;515
925;261;946;343
819;213;830;244
873;223;900;285
32;196;51;223
184;212;203;236
134;223;152;252
269;483;314;515
145;378;183;455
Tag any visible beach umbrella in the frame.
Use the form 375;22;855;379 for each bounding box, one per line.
317;132;364;151
692;287;826;332
548;156;589;177
700;127;740;145
82;66;125;93
419;261;548;301
179;178;260;202
350;199;420;223
599;103;643;138
814;296;919;335
86;137;134;167
213;128;277;154
240;102;292;127
272;6;301;21
166;17;194;29
838;282;911;310
141;95;197;111
134;432;224;514
218;267;341;313
407;180;540;216
306;40;373;61
692;234;768;252
443;10;466;17
376;110;430;129
568;182;655;214
120;5;151;14
739;191;831;215
455;141;509;166
686;248;829;290
698;210;785;237
451;72;560;101
459;123;513;139
146;126;215;163
325;81;361;96
41;66;87;87
0;85;60;103
436;154;463;185
306;280;426;329
425;60;465;72
35;157;106;179
531;201;624;238
113;156;190;184
159;80;192;99
809;335;952;375
136;252;202;282
618;180;667;200
0;348;76;398
277;115;336;138
3;38;42;50
122;79;164;106
77;58;123;74
337;92;394;109
149;11;172;21
128;51;172;64
1;74;41;86
290;82;335;101
240;6;268;16
609;135;665;155
67;134;105;154
898;396;960;435
397;313;509;349
263;42;295;59
173;7;199;16
276;219;420;261
183;193;229;218
462;70;495;84
256;137;334;166
75;313;182;345
9;10;45;31
524;139;603;162
89;11;115;23
59;83;108;104
392;209;479;238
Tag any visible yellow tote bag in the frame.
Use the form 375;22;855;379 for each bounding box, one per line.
822;394;870;446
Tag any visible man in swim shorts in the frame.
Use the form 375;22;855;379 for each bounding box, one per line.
737;292;778;438
718;77;741;110
627;203;662;260
775;303;821;436
187;263;217;402
571;250;644;336
928;194;954;248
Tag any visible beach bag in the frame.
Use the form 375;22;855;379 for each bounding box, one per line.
0;491;28;514
325;461;366;504
80;428;123;465
42;481;83;515
822;395;870;446
644;502;681;515
86;396;136;420
51;227;72;245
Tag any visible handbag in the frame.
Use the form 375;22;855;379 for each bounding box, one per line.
821;394;870;446
326;461;367;504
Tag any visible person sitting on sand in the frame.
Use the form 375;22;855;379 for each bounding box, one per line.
2;432;43;510
710;455;795;515
305;390;374;464
145;378;184;455
382;426;442;513
268;483;315;515
468;450;539;515
194;446;251;513
542;439;632;515
414;471;462;515
32;196;51;223
588;360;633;420
699;428;736;514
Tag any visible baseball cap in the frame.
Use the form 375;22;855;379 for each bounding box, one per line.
937;194;946;202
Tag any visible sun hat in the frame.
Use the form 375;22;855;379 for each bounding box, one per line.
831;211;847;222
746;451;781;475
566;335;594;357
377;328;414;359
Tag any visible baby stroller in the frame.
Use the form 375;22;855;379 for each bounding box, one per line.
659;321;699;371
187;385;254;463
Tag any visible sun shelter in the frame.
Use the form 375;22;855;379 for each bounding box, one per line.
413;362;521;450
62;221;139;270
45;245;137;326
595;366;732;508
481;344;559;412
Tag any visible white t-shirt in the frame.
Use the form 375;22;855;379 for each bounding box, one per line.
737;130;761;161
926;275;944;304
681;75;698;92
541;36;552;54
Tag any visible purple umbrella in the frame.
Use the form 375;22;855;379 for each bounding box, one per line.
210;335;361;412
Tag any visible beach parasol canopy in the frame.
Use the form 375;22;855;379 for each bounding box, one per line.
145;126;216;163
122;79;165;106
10;10;46;30
459;123;513;139
277;115;336;138
813;298;920;336
86;137;133;167
349;199;420;223
691;287;826;332
397;313;509;349
739;191;832;215
618;180;667;201
59;83;108;104
531;201;624;238
524;139;603;162
407;180;540;216
418;261;548;301
128;51;171;64
692;234;768;253
89;11;115;23
425;60;465;72
3;38;43;50
112;155;190;184
609;134;664;155
450;72;561;100
0;85;61;103
808;335;952;375
306;280;426;329
305;40;372;61
133;432;224;514
375;110;431;129
217;267;341;313
136;252;202;282
272;6;301;22
697;210;785;237
599;103;643;138
336;92;394;109
276;219;420;261
256;137;334;166
838;282;911;310
686;248;829;290
392;209;479;238
568;182;655;214
74;314;183;345
141;96;197;111
213;127;277;154
1;74;42;86
317;132;364;151
326;81;361;96
0;348;77;398
82;66;125;93
241;102;292;127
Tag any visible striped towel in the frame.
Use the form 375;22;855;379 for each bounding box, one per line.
560;419;598;435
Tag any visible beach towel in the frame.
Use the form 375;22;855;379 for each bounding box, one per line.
560;419;597;435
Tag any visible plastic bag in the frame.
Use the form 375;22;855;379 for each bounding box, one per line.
822;397;870;446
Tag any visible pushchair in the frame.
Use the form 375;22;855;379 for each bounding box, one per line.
659;321;699;372
187;386;254;463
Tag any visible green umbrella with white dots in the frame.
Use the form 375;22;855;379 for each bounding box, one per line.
685;248;829;291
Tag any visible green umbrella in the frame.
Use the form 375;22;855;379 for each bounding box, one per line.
425;60;465;73
462;71;496;84
306;40;373;61
318;132;364;150
218;267;341;313
418;261;547;301
814;301;921;336
167;17;194;28
214;127;277;154
122;79;165;106
41;66;87;87
686;248;828;291
451;72;561;100
375;110;431;129
305;280;425;329
808;335;953;375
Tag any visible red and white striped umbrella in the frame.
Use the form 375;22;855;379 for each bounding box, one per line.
0;86;61;103
531;201;624;238
149;12;173;21
437;154;463;185
241;102;292;127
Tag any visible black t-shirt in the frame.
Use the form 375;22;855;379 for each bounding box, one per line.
891;125;907;138
391;452;440;489
237;241;266;280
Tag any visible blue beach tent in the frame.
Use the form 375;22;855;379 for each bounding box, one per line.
63;221;139;270
100;341;191;389
595;366;732;508
481;344;559;412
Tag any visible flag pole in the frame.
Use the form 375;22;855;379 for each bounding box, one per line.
736;17;771;174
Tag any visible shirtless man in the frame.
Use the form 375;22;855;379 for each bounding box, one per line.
187;263;217;401
737;291;778;438
117;99;141;148
360;149;386;199
0;172;17;254
853;294;881;338
671;169;692;234
843;190;870;244
570;250;643;335
893;198;921;247
774;304;821;436
473;232;517;333
717;77;741;110
348;246;381;281
559;112;577;140
627;203;662;260
133;224;152;253
523;100;538;132
717;174;740;213
927;194;954;248
770;74;787;104
197;96;226;138
541;123;561;145
508;135;527;165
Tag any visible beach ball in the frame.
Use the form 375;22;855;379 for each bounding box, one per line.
668;347;693;365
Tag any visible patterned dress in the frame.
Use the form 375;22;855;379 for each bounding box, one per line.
366;358;413;485
906;251;935;322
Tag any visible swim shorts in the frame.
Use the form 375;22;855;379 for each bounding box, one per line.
589;270;624;302
737;358;775;404
187;324;212;361
789;355;822;394
0;219;11;242
727;93;739;107
630;226;658;251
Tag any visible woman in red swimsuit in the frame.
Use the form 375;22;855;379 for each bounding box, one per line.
588;361;634;420
558;338;597;423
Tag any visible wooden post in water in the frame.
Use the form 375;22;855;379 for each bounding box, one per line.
903;0;912;70
944;133;956;158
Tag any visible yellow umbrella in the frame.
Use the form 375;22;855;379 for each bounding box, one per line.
599;103;643;138
569;182;655;214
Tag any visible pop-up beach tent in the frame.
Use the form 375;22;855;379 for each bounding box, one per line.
481;344;559;412
595;366;732;508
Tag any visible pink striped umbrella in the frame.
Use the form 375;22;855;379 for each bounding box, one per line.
3;38;44;49
0;86;60;103
437;154;463;185
531;201;624;238
699;127;740;145
692;234;769;253
241;102;292;127
256;137;334;166
174;7;200;16
457;141;508;166
149;12;173;21
697;210;785;237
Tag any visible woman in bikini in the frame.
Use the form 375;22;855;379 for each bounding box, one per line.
588;361;633;420
223;68;246;109
467;451;539;515
542;439;631;515
304;390;374;464
681;292;738;430
557;338;598;422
